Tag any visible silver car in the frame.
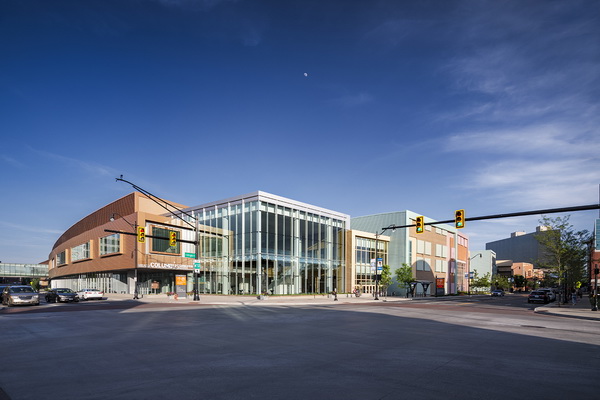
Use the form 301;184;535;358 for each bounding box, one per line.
1;285;40;307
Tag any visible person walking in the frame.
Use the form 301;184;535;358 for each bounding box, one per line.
571;289;577;305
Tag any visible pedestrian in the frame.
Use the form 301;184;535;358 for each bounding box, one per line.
571;289;577;305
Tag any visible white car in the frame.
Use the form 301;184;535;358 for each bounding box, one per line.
77;288;104;300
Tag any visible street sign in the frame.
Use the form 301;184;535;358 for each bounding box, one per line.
193;260;201;271
185;252;196;258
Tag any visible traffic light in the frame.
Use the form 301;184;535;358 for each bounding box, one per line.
137;227;145;243
455;209;465;229
415;216;424;234
169;231;177;247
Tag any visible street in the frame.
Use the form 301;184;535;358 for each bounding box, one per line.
1;295;599;400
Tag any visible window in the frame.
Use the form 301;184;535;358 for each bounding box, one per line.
100;234;120;256
57;251;66;266
424;242;432;256
417;240;425;254
416;257;424;271
152;227;180;254
435;244;447;258
72;242;91;262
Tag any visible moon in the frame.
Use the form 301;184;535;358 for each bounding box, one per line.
304;72;308;77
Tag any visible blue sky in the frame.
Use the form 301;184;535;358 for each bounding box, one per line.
1;0;599;264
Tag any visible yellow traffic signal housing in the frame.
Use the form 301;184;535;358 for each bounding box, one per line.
169;231;177;246
137;227;146;243
415;216;424;234
455;209;465;229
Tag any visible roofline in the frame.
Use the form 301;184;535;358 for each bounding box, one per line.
181;191;350;221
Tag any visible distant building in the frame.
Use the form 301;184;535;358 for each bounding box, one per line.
0;263;48;285
469;250;496;279
486;227;551;267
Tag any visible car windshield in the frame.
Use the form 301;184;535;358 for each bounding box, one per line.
56;289;73;293
10;287;34;293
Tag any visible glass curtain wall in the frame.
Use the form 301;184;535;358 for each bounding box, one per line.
192;199;346;295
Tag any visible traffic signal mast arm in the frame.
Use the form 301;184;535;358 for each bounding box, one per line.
381;203;600;232
104;229;197;244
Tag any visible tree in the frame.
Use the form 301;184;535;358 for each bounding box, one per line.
513;274;526;291
395;263;416;297
492;275;510;291
535;215;590;292
380;264;393;296
470;271;491;293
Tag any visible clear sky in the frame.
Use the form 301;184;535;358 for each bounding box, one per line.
1;0;599;264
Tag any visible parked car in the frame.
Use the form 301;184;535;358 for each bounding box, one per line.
538;288;556;302
45;288;79;303
528;290;549;304
1;285;40;307
77;288;104;300
491;289;505;297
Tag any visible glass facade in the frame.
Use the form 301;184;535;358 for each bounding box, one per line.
0;263;48;279
185;196;348;295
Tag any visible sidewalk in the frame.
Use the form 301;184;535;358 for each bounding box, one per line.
534;296;600;321
104;292;412;306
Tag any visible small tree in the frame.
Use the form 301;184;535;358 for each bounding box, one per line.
470;271;491;293
395;263;416;297
492;275;510;291
380;264;393;296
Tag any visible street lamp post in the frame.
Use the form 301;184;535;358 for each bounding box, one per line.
110;213;139;299
593;266;599;312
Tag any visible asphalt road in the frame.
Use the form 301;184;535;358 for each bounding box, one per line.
2;296;599;400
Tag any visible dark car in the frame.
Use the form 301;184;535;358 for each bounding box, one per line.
527;290;549;304
45;288;79;303
1;285;40;307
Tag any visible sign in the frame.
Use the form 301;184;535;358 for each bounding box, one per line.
185;252;196;258
194;260;201;271
436;277;445;297
175;274;187;299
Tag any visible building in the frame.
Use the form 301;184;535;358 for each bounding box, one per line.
47;192;467;297
469;250;497;280
175;191;350;295
486;227;551;267
0;263;48;285
345;230;390;295
351;212;469;296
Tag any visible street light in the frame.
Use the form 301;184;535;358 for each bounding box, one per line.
592;267;598;311
468;253;482;296
110;213;139;300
